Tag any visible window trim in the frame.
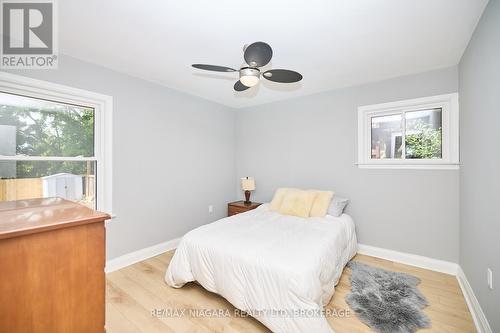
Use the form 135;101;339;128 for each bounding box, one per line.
357;93;459;170
0;72;113;214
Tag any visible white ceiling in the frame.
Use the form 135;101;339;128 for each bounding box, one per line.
59;0;488;108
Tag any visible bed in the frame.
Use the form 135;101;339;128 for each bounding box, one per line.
165;203;357;333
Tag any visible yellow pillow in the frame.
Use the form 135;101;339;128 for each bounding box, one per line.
309;190;334;217
278;189;317;218
269;188;294;212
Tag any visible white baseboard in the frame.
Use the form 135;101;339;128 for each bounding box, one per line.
106;241;459;275
357;243;458;275
457;267;493;333
105;237;181;273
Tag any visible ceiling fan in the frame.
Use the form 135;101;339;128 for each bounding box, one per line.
192;42;303;92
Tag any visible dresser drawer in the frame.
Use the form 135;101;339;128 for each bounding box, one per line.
0;198;110;333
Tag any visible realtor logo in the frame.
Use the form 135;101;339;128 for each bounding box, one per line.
1;0;58;68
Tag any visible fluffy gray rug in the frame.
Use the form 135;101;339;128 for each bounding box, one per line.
345;261;431;333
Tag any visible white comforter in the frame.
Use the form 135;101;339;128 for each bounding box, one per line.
165;204;357;333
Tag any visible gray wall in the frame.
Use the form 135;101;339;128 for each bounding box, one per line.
459;0;500;330
236;66;459;262
2;55;236;260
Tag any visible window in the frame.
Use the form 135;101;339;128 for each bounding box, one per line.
0;72;112;213
357;93;459;169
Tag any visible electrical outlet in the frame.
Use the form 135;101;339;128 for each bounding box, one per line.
208;205;214;213
487;268;493;289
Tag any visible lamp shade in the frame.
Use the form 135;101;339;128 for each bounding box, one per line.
241;177;255;191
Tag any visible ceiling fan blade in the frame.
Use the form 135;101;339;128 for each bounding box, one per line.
192;64;237;72
234;80;250;92
244;42;273;67
262;69;303;83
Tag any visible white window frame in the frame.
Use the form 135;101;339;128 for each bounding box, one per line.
0;72;113;213
357;93;459;170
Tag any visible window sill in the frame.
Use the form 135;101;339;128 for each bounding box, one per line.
356;163;460;170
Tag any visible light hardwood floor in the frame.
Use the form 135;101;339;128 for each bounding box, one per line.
106;251;476;333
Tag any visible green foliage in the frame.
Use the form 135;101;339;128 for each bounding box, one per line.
0;104;94;178
405;121;442;159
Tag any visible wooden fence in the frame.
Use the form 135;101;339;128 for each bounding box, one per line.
0;176;95;203
0;178;43;201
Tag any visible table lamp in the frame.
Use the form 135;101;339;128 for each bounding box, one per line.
241;177;255;205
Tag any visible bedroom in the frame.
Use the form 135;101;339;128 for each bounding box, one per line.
0;0;498;332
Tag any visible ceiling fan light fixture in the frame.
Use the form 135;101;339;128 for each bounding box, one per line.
239;67;260;87
240;75;259;87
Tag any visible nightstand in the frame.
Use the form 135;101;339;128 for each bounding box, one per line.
228;201;262;216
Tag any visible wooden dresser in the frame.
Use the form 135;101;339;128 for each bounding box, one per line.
228;200;262;216
0;198;111;333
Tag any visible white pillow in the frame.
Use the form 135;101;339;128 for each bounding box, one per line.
327;196;349;217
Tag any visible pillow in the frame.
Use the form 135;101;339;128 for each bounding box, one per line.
327;196;349;217
269;188;295;212
278;189;317;218
309;190;334;217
